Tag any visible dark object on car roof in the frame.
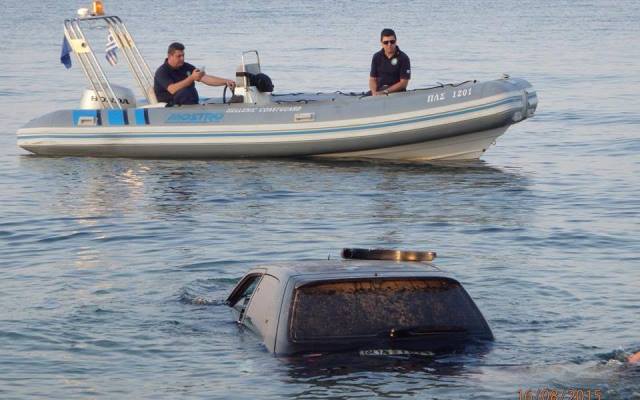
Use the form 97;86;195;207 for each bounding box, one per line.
342;247;436;262
226;248;493;356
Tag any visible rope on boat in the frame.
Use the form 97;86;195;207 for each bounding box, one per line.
271;80;477;104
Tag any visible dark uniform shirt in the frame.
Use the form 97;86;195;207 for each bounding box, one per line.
154;60;198;105
369;47;411;91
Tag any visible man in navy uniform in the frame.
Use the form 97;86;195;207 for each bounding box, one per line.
369;29;411;96
154;42;235;106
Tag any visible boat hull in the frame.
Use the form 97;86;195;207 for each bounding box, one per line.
17;78;537;160
320;126;508;161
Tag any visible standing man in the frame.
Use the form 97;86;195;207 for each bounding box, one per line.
369;29;411;96
154;42;236;106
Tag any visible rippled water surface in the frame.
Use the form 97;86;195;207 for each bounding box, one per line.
1;1;639;398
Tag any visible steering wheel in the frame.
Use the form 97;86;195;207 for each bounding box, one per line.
223;85;235;104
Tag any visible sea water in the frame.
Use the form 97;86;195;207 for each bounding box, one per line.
1;0;639;398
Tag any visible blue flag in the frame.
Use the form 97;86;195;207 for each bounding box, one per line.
60;36;72;69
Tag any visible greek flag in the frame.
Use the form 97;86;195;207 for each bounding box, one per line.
105;31;118;66
60;36;72;69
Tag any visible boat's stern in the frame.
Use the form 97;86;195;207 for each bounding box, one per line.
17;110;70;155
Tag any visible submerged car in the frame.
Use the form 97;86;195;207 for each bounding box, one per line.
226;248;493;356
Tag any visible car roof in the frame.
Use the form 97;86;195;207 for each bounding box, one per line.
246;259;452;283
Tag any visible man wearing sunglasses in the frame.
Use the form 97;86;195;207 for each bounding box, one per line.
154;42;236;106
369;28;411;96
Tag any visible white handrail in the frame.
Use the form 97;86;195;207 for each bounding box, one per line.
63;14;158;109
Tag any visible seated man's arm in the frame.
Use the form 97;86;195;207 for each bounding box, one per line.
167;73;199;95
386;78;409;93
201;74;236;89
369;76;379;95
386;55;411;94
369;55;381;95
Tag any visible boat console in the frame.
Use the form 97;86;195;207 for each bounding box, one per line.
229;50;275;105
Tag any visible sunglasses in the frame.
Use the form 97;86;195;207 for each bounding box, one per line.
382;40;396;45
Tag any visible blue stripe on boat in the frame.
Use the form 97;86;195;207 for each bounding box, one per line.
107;109;126;125
134;109;148;125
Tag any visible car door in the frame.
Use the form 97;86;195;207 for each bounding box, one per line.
242;274;283;351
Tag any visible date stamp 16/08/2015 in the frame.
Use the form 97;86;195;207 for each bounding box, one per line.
517;388;602;400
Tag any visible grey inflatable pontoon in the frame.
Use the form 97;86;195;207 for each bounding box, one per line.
17;12;537;161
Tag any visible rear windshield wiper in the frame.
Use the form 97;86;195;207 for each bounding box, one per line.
381;326;468;338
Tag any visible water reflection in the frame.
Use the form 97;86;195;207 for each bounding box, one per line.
18;156;152;217
290;158;533;248
150;167;199;217
18;156;533;252
272;344;640;399
278;344;492;399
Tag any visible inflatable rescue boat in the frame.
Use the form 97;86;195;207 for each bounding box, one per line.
17;9;538;161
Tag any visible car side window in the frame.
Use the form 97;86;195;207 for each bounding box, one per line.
228;274;263;312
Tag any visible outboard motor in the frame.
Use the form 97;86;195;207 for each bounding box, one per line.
79;84;136;109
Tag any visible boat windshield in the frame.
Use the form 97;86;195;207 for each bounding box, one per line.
289;278;490;341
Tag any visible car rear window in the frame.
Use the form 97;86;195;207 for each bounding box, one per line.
290;278;488;340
